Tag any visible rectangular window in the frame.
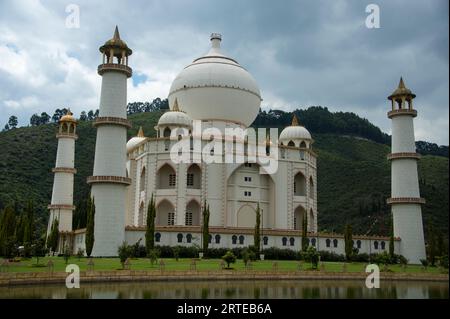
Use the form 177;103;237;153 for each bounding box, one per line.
244;191;252;197
244;176;252;182
187;173;194;186
169;174;176;187
168;212;175;225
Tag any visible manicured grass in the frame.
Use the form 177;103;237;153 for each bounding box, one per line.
1;257;446;274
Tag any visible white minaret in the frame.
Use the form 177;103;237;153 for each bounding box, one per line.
87;26;132;256
387;77;426;264
47;110;77;247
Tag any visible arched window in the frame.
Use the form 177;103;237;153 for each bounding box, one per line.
306;238;310;246
215;234;221;244
263;236;268;245
289;237;295;246
209;234;212;244
186;233;192;243
326;239;331;247
380;241;385;250
300;141;306;148
187;164;201;189
311;238;316;247
157;164;176;189
140;167;146;192
333;239;338;248
374;241;379;250
282;237;287;246
357;240;361;249
156;200;175;226
163;127;171;137
177;233;183;243
155;233;161;243
185;200;200;226
309;177;314;199
232;235;237;245
299;150;305;160
294;172;306;196
138;202;144;226
288;140;295;147
239;235;245;245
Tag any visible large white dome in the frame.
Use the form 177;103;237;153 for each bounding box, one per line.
168;33;262;127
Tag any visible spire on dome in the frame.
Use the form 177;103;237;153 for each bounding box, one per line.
388;76;416;100
137;126;144;137
291;114;299;126
398;77;405;89
113;25;120;40
172;98;181;112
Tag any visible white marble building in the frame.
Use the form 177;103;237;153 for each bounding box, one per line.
67;28;416;260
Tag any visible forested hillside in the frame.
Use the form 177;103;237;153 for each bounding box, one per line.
0;105;448;242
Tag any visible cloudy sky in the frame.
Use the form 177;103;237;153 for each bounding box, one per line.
0;0;448;144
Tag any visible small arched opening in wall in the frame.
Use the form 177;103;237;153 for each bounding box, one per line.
156;163;176;189
293;205;305;230
309;176;314;199
138;202;145;226
294;172;306;196
236;204;256;228
187;164;201;189
185;199;200;226
140;166;146;192
309;209;314;232
156;199;175;226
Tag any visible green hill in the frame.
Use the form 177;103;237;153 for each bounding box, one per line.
0;110;447;240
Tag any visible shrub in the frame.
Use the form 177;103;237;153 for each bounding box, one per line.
261;247;297;260
420;259;429;268
148;248;160;266
438;255;448;269
319;251;346;262
222;250;237;268
351;253;369;263
118;242;133;268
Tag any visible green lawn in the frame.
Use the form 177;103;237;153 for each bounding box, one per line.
1;257;446;274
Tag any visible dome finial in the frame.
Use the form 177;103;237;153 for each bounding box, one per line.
113;25;120;40
398;76;405;89
210;33;222;50
137;126;144;137
66;108;73;116
173;98;181;112
291;114;299;126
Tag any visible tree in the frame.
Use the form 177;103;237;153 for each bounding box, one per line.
389;215;395;260
85;196;95;257
32;239;46;265
145;193;156;255
3;124;9;131
202;201;210;257
254;203;261;254
118;241;132;269
40;112;50;124
344;224;353;261
52;109;65;123
427;224;436;266
222;250;237;269
8;116;18;129
47;219;59;255
301;213;308;252
79;111;87;121
30;114;41;126
0;206;17;257
23;201;34;245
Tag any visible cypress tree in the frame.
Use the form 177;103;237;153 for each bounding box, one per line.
202;201;210;257
389;215;395;259
254;203;261;254
428;224;436;266
301;213;308;252
47;218;59;255
145;193;156;254
344;224;353;261
85;196;95;257
0;206;17;257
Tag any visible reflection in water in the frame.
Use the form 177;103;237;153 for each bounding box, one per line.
0;280;448;299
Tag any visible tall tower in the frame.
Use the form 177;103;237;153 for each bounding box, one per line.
87;26;132;256
47;110;77;245
387;77;426;264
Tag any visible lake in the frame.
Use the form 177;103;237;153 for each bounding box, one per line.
0;279;448;299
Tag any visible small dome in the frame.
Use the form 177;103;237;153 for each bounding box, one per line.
388;77;416;100
157;99;192;128
127;127;146;152
279;115;311;144
99;26;132;56
60;109;76;123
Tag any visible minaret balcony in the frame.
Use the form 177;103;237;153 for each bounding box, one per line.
48;204;76;211
93;117;132;129
387;109;417;119
52;167;77;174
386;197;426;205
387;152;421;161
87;175;132;185
56;132;78;140
98;63;132;77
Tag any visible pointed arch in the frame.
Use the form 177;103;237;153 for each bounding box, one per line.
294;205;306;230
138;202;145;226
187;164;201;189
140;166;146;192
309;176;314;199
309;209;314;232
288;140;295;147
156;199;175;226
237;204;256;228
156;163;176;189
185;199;200;226
294;172;306;196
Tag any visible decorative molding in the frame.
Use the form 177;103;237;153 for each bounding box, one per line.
52;167;77;174
387;152;421;161
97;63;132;77
169;83;262;100
93;117;132;128
87;175;132;185
387;197;426;205
56;133;78;140
387;109;417;119
48;204;76;211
